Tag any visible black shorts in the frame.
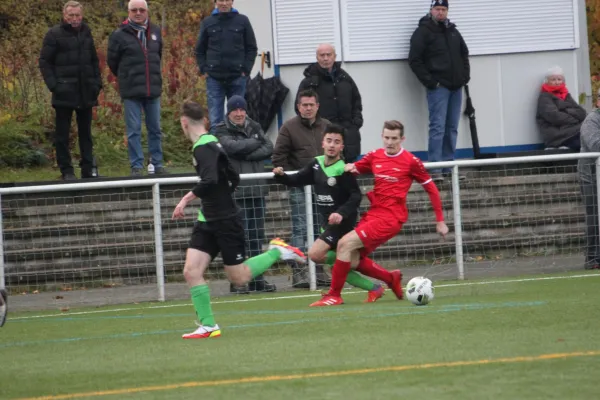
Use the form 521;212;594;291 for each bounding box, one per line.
188;217;246;266
318;219;356;249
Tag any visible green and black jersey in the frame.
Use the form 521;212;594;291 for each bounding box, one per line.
274;156;362;223
191;134;240;222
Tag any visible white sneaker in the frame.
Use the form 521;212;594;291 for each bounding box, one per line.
269;238;307;264
182;323;221;339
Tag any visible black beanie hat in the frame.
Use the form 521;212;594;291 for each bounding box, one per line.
227;95;247;115
431;0;449;8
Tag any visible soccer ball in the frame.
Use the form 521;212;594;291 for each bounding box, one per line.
405;276;434;306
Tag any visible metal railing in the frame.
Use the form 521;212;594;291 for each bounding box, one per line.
1;152;599;301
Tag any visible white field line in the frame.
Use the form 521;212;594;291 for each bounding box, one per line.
11;273;600;321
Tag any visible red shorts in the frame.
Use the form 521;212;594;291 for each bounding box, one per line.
354;210;403;256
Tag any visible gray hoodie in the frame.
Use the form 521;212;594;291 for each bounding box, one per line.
578;109;600;182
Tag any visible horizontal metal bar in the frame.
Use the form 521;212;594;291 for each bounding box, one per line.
1;152;596;196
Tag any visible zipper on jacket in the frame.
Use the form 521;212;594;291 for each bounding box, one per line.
135;35;151;97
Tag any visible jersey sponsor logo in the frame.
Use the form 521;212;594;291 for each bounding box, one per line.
317;194;334;204
360;230;367;238
374;174;399;182
326;236;334;242
313;164;319;170
327;177;337;187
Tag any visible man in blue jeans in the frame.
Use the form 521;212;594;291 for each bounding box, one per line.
108;0;166;176
409;0;469;182
195;0;257;128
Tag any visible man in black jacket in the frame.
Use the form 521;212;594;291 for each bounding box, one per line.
213;95;276;293
195;0;257;128
39;1;102;181
297;44;363;162
409;0;469;182
108;0;165;177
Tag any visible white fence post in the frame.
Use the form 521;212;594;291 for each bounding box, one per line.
451;165;465;280
304;185;317;291
152;183;165;302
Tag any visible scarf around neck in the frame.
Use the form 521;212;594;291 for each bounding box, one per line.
128;18;148;49
541;83;568;101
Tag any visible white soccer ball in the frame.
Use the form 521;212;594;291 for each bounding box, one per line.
405;276;434;306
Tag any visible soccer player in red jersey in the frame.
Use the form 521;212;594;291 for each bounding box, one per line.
310;120;449;307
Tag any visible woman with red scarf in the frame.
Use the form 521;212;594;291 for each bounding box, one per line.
536;66;586;150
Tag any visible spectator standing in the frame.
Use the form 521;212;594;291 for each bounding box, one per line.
536;66;586;151
272;89;332;288
214;95;276;293
408;0;469;182
39;1;102;181
107;0;165;176
195;0;257;128
297;44;363;162
578;90;600;270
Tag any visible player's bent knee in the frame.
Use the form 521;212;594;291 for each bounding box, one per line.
225;264;252;286
307;248;326;263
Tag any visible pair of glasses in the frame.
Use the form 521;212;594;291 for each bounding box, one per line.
130;8;147;13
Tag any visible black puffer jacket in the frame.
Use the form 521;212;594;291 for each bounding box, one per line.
297;62;363;162
214;117;273;198
408;14;470;91
536;92;587;148
195;9;257;81
107;20;162;99
39;21;102;109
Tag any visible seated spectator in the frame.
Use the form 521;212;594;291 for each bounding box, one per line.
536;66;586;151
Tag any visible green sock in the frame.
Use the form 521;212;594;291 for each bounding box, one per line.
326;250;374;291
245;248;280;278
190;284;216;327
345;270;376;291
325;250;337;265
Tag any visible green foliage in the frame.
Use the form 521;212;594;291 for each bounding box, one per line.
0;118;50;168
588;0;600;96
0;0;213;175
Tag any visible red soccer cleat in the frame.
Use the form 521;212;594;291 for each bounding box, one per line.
309;295;344;307
364;284;386;303
388;270;404;300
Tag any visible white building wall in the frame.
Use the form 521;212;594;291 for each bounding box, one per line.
235;0;588;159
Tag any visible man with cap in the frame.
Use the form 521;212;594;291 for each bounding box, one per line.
213;95;276;293
408;0;470;182
195;0;257;128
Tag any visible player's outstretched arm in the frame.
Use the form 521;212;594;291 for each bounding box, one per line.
273;162;316;187
344;163;358;174
172;191;197;220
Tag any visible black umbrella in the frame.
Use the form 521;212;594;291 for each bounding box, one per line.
245;54;289;132
464;84;482;159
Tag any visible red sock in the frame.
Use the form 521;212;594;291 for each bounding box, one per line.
329;259;351;297
356;257;392;286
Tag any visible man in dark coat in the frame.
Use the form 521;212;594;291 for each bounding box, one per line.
39;1;102;180
213;95;276;294
297;44;363;162
107;0;165;177
409;0;470;182
195;0;257;128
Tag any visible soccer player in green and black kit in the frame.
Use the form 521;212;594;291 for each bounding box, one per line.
273;124;386;305
173;101;306;339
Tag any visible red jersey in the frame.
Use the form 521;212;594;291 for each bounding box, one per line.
354;148;444;223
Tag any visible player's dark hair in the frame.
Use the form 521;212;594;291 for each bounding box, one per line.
383;120;405;137
323;124;345;142
297;89;319;104
181;100;205;122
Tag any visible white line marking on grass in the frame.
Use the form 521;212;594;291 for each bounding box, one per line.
11;273;600;321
